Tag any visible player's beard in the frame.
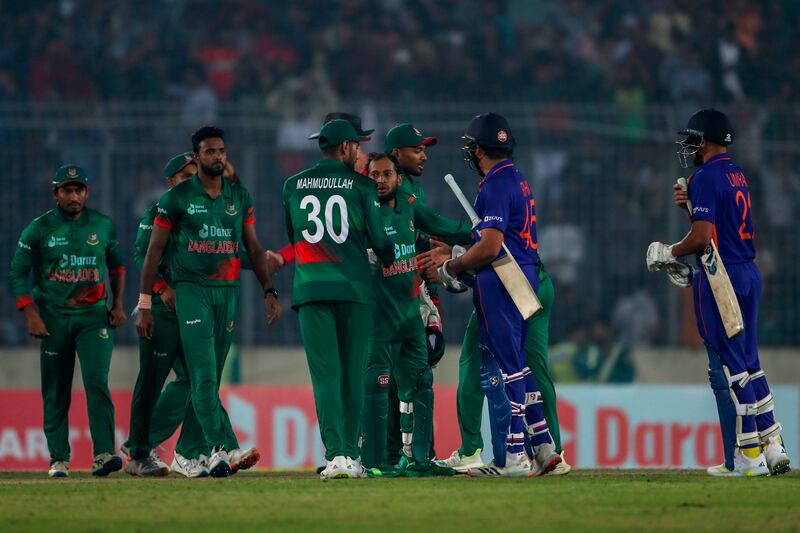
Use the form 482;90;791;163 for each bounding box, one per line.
377;187;397;204
200;161;225;177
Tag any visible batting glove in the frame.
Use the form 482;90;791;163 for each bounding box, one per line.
646;241;676;272
666;261;694;288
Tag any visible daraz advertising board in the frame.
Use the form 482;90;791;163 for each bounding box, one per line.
0;385;796;470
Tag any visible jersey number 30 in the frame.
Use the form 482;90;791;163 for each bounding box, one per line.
300;194;349;244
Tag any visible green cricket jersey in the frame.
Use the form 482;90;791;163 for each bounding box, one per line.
135;203;173;307
8;207;124;313
155;175;254;287
398;174;426;205
283;158;394;308
371;199;471;342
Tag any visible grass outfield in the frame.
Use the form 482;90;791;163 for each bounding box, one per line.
1;469;798;532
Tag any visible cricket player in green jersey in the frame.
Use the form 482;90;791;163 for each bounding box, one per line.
360;153;471;477
283;119;394;480
384;123;442;463
124;153;195;477
8;165;127;478
136;126;281;477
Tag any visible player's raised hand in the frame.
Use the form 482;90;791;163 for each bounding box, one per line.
265;293;282;326
416;238;452;273
136;309;154;339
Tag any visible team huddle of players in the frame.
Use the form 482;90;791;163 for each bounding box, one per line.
8;109;790;479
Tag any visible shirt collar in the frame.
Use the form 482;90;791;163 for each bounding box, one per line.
190;173;232;199
313;158;351;172
478;159;514;189
704;153;732;165
54;205;87;223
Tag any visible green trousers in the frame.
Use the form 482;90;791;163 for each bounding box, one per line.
38;305;115;462
361;330;433;467
125;304;194;459
457;270;562;456
298;301;372;461
175;282;239;451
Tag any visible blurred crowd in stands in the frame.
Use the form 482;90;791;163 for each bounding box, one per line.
2;1;800;381
2;0;799;109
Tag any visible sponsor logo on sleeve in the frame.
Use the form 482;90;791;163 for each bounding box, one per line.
483;215;503;223
692;206;709;214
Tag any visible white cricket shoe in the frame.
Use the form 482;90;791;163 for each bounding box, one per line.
548;451;572;475
319;456;350;480
706;463;738;477
125;455;170;477
92;453;123;477
468;452;530;477
208;447;232;477
171;452;208;478
346;457;367;478
763;437;790;475
150;448;170;472
531;443;562;477
435;448;485;474
733;449;769;477
48;461;69;478
229;448;261;473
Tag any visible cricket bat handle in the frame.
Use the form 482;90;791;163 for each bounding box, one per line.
677;177;692;214
444;174;480;227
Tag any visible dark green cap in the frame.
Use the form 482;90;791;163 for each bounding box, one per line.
309;112;374;140
164;152;194;178
384;123;437;152
318;119;369;149
52;164;88;188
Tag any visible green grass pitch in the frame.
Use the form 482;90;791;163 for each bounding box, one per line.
1;469;798;532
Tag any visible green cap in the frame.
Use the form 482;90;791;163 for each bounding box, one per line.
52;164;88;188
384;123;437;152
164;152;194;178
317;119;369;149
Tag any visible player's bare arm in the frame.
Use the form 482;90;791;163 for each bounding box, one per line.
671;220;713;257
242;224;282;326
136;223;170;339
108;268;127;327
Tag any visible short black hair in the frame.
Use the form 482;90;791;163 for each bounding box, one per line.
366;152;401;173
192;125;225;154
480;145;512;160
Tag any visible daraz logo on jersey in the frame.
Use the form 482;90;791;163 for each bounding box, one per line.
47;236;68;248
187;203;208;215
198;224;232;239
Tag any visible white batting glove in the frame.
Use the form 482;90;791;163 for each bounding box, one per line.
646;242;675;272
665;261;694;288
438;259;468;293
366;248;379;269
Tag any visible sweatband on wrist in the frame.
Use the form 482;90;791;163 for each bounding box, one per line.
138;294;152;310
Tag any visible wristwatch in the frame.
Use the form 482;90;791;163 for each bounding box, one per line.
265;287;279;299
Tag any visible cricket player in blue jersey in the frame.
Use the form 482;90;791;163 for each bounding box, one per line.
647;108;790;476
424;113;561;476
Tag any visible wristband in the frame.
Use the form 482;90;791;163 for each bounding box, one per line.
265;287;279;299
138;293;153;310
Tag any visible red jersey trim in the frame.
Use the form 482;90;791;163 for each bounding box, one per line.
295;241;340;264
279;244;296;264
108;267;126;275
154;216;173;230
243;216;256;226
16;295;33;310
152;280;168;294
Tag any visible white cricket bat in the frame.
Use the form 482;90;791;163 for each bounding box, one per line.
678;177;744;338
444;174;542;319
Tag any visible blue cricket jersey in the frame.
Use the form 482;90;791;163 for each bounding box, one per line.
688;153;755;265
473;160;540;270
